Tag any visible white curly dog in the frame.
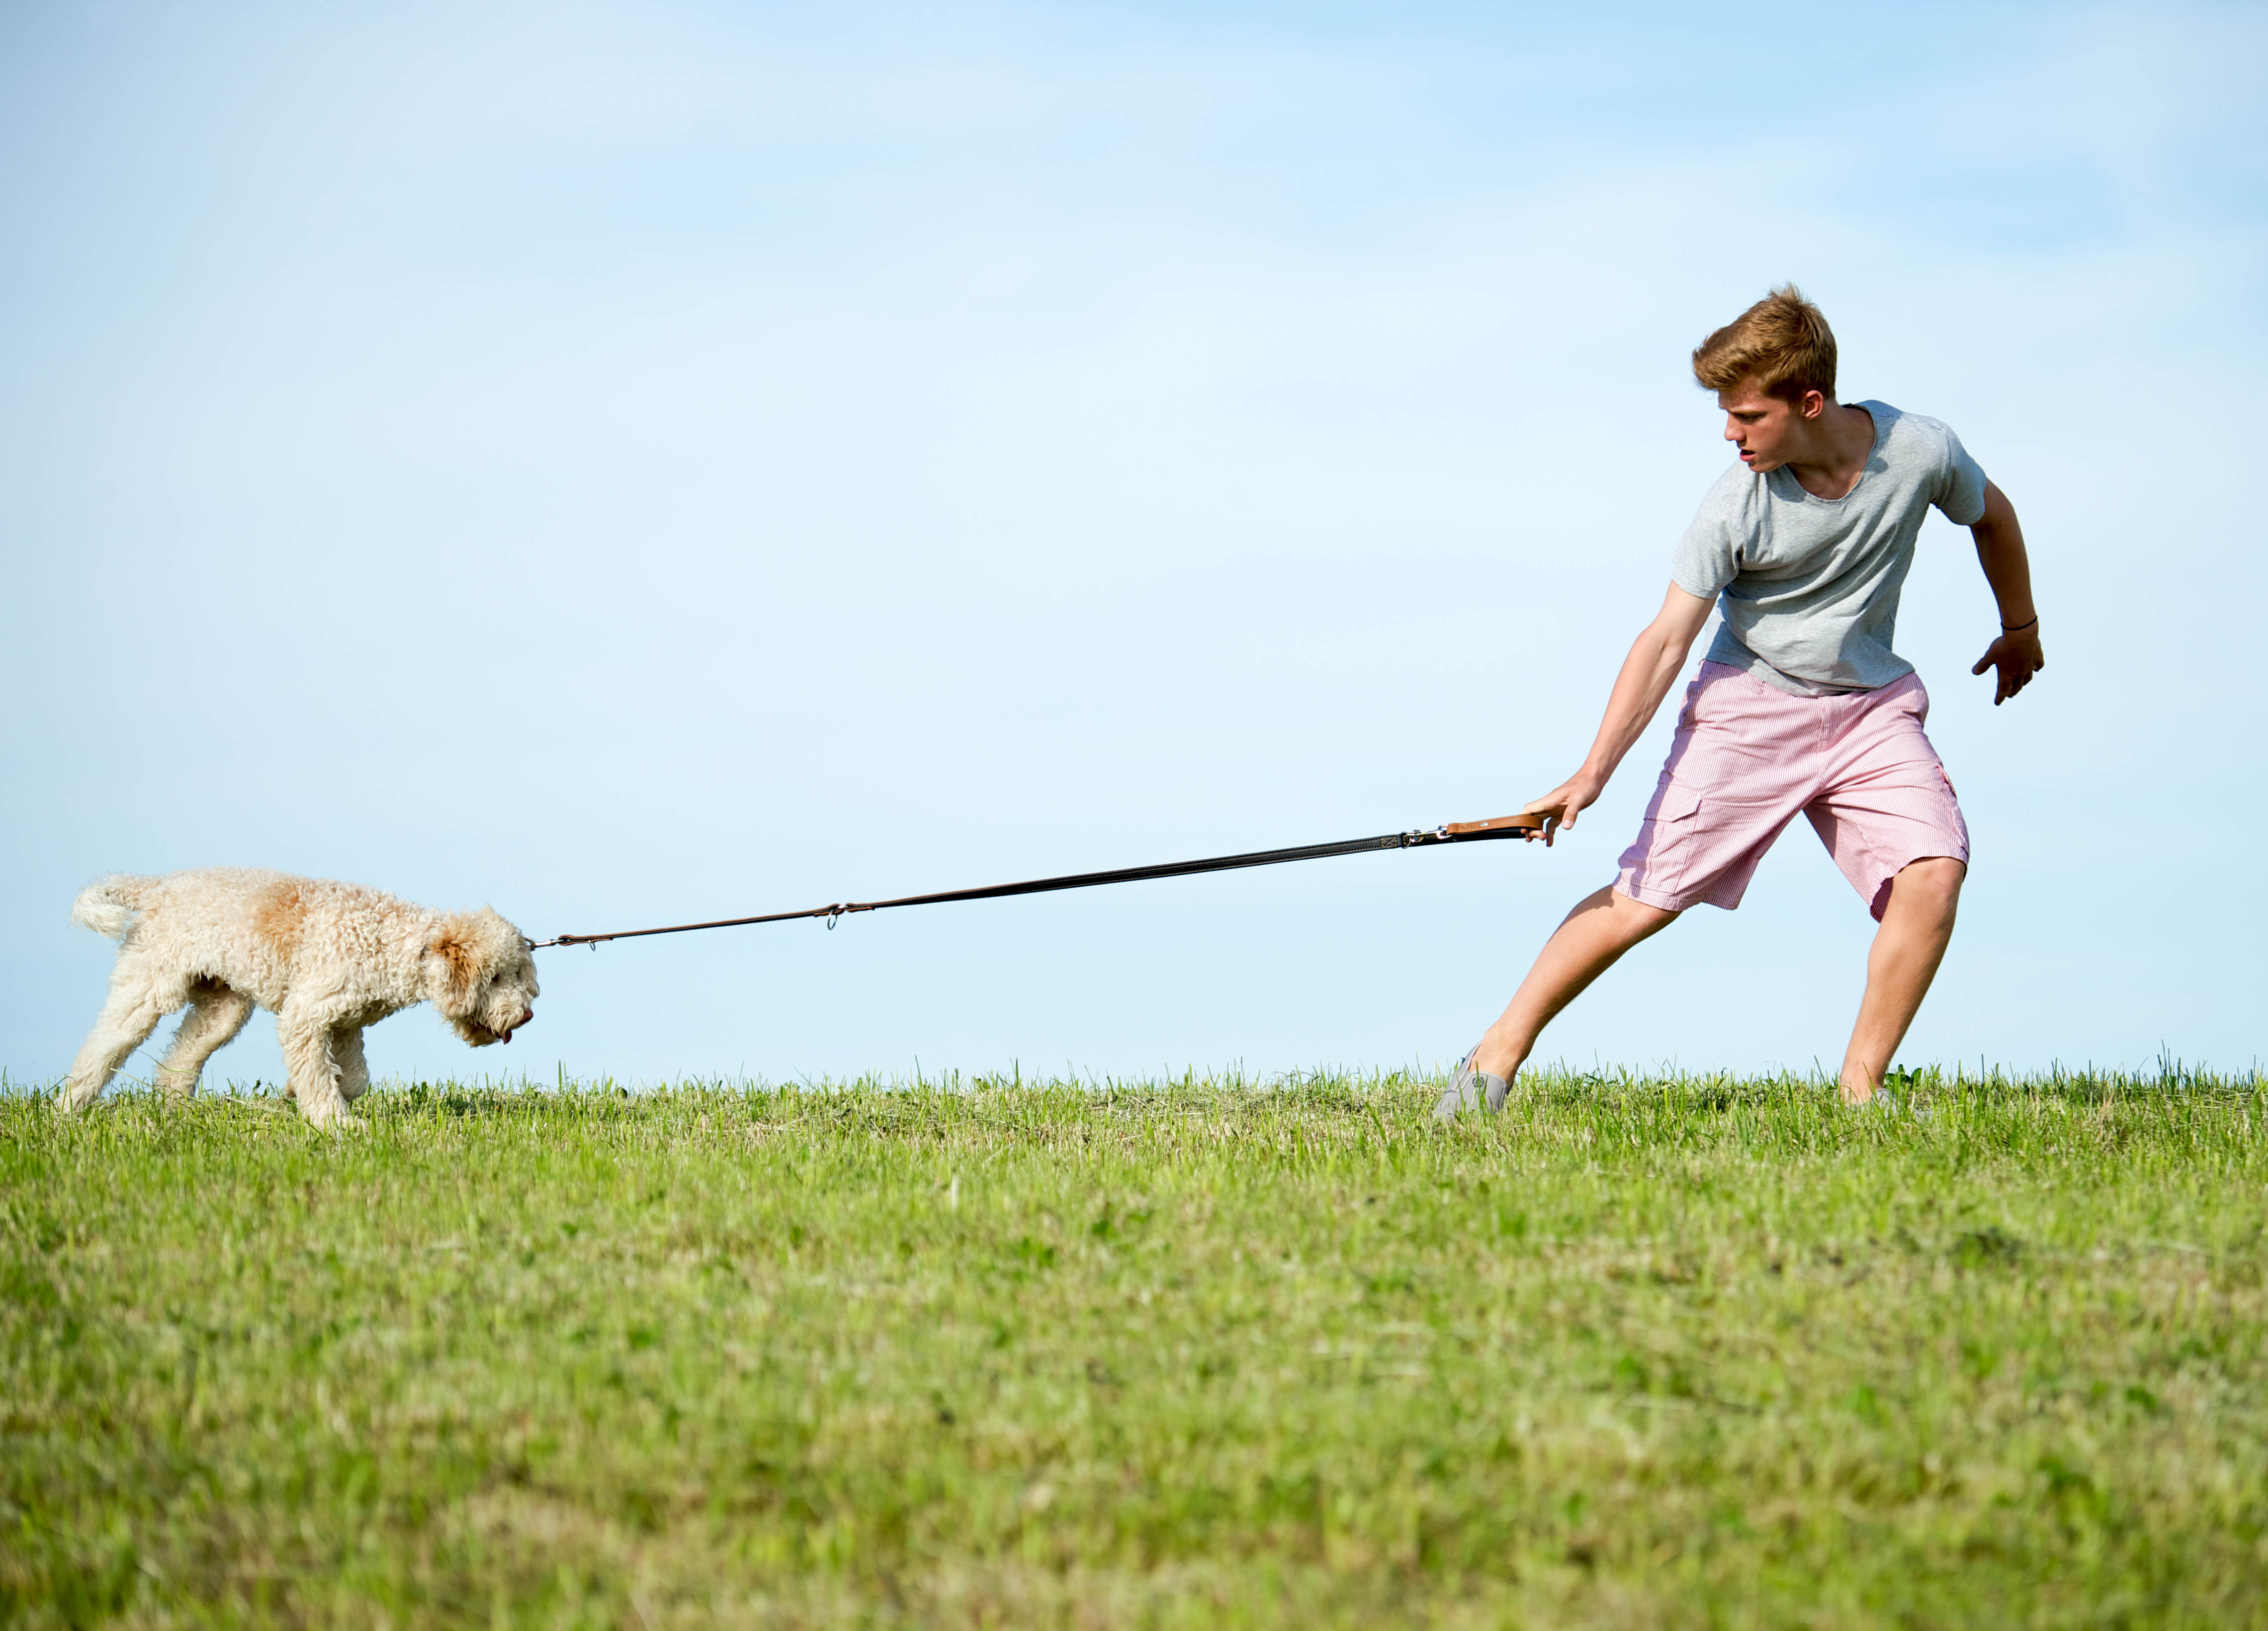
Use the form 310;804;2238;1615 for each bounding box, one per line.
63;868;540;1129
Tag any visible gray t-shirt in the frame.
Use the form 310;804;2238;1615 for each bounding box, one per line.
1671;400;1988;695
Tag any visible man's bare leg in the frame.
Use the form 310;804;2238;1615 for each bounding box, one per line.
1838;857;1964;1103
1471;886;1680;1082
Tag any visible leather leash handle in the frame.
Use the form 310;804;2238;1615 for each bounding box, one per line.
1444;813;1548;836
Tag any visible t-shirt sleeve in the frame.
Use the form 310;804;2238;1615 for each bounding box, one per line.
1670;467;1746;599
1932;424;1989;527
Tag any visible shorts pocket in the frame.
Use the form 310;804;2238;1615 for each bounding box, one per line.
1656;782;1705;823
1638;782;1707;895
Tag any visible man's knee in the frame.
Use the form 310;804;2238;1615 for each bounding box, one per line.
1891;857;1964;922
1595;884;1680;948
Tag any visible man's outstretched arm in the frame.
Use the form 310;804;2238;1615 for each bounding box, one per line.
1968;480;2044;705
1520;583;1716;845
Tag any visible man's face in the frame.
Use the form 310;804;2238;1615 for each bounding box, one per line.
1718;382;1820;473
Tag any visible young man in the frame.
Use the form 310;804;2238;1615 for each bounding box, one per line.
1438;286;2042;1115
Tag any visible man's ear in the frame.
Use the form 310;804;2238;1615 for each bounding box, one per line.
1798;388;1827;420
427;918;480;1013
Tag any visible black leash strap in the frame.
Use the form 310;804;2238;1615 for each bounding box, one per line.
534;813;1543;949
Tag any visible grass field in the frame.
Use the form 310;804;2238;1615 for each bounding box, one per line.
4;1067;2267;1629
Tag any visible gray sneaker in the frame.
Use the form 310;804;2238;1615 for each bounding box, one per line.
1433;1054;1509;1121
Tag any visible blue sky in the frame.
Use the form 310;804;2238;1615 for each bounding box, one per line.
4;1;2263;1088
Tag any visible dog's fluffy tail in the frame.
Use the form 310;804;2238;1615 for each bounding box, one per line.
72;875;157;941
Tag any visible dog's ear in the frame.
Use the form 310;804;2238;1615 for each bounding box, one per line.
425;916;482;1014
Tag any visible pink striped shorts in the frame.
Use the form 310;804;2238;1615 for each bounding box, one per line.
1615;662;1969;921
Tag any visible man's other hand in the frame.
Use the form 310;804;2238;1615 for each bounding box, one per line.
1971;625;2044;706
1520;773;1607;847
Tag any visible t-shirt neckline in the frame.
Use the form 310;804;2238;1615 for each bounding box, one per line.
1773;401;1884;506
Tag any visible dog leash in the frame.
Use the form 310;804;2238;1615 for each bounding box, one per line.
533;812;1545;949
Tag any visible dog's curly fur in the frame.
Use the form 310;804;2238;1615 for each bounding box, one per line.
63;868;539;1129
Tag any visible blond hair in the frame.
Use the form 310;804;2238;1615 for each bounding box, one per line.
1692;285;1837;403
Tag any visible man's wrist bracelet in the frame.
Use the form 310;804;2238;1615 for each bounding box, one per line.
2001;614;2038;633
